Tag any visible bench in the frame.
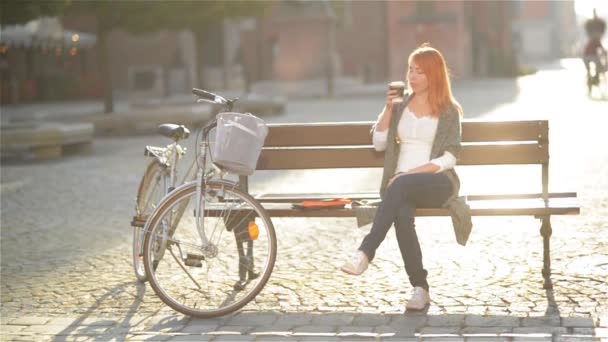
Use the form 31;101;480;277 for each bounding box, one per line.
240;120;580;289
0;122;94;160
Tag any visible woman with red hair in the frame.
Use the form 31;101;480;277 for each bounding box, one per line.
341;44;470;311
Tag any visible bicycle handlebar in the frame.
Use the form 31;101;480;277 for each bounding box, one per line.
192;88;218;101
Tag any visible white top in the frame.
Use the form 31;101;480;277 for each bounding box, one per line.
373;107;456;174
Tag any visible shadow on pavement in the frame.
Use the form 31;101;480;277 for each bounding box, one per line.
52;281;152;341
44;289;597;340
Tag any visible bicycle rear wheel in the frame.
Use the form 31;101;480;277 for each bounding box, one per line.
143;181;276;317
133;160;167;282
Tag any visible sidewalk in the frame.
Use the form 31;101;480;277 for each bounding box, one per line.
2;311;605;341
1;59;607;341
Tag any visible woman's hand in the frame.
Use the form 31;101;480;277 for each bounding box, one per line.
376;84;401;132
385;86;401;107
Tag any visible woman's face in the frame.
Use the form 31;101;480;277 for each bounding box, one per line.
407;61;429;93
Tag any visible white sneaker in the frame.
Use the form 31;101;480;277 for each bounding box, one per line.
340;251;369;275
405;286;430;311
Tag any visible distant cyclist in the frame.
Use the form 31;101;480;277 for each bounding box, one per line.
583;9;606;93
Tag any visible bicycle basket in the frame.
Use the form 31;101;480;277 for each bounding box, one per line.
213;112;269;176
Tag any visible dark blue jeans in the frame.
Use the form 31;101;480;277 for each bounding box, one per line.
359;173;453;291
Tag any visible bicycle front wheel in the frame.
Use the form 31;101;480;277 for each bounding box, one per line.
133;160;167;282
143;181;276;317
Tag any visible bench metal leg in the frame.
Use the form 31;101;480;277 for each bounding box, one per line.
233;221;259;291
540;216;553;289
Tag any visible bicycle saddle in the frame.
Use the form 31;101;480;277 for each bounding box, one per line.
157;124;190;141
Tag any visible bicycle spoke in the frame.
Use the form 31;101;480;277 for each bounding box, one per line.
168;247;202;290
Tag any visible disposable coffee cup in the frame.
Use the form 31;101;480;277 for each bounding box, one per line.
389;81;405;103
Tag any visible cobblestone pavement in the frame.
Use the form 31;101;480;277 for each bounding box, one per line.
1;59;607;340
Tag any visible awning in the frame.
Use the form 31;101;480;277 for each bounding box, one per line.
0;17;96;48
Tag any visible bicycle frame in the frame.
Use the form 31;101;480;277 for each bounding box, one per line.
145;92;238;262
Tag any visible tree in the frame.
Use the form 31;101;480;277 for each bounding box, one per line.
65;1;268;113
64;1;164;113
153;1;269;90
0;0;68;27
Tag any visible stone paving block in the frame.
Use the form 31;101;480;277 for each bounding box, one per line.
512;326;568;334
214;325;254;334
250;337;296;342
125;333;171;341
570;328;595;335
292;325;337;334
8;317;50;325
461;326;512;335
0;325;25;333
226;312;279;326
426;314;466;327
389;315;427;330
295;337;341;342
274;313;313;326
510;337;552;342
594;327;608;337
79;318;120;326
374;324;417;338
210;335;255;341
46;317;81;326
521;316;561;327
4;336;51;342
102;327;132;340
20;324;74;335
351;313;391;326
419;327;461;335
167;335;212;342
463;337;509;342
599;314;608;327
464;315;521;327
335;325;377;338
180;325;220;335
143;315;189;331
310;313;354;326
378;337;418;342
561;316;595;327
61;325;111;336
249;325;295;335
553;336;596;342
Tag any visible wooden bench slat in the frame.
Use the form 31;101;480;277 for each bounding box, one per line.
257;143;548;170
254;197;579;218
254;192;578;203
262;207;580;218
264;120;548;147
462;120;548;142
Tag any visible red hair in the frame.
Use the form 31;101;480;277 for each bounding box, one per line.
408;44;462;117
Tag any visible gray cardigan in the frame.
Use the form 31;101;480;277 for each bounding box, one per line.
375;92;472;245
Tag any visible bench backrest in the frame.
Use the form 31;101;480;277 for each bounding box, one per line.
255;120;550;197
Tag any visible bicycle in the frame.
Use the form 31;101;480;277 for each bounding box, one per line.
131;123;193;282
585;50;608;98
130;89;248;282
140;88;276;317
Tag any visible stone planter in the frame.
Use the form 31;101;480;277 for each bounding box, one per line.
1;122;94;160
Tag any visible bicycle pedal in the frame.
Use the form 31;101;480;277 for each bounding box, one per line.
187;253;204;260
131;215;148;227
184;253;204;267
184;259;203;267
